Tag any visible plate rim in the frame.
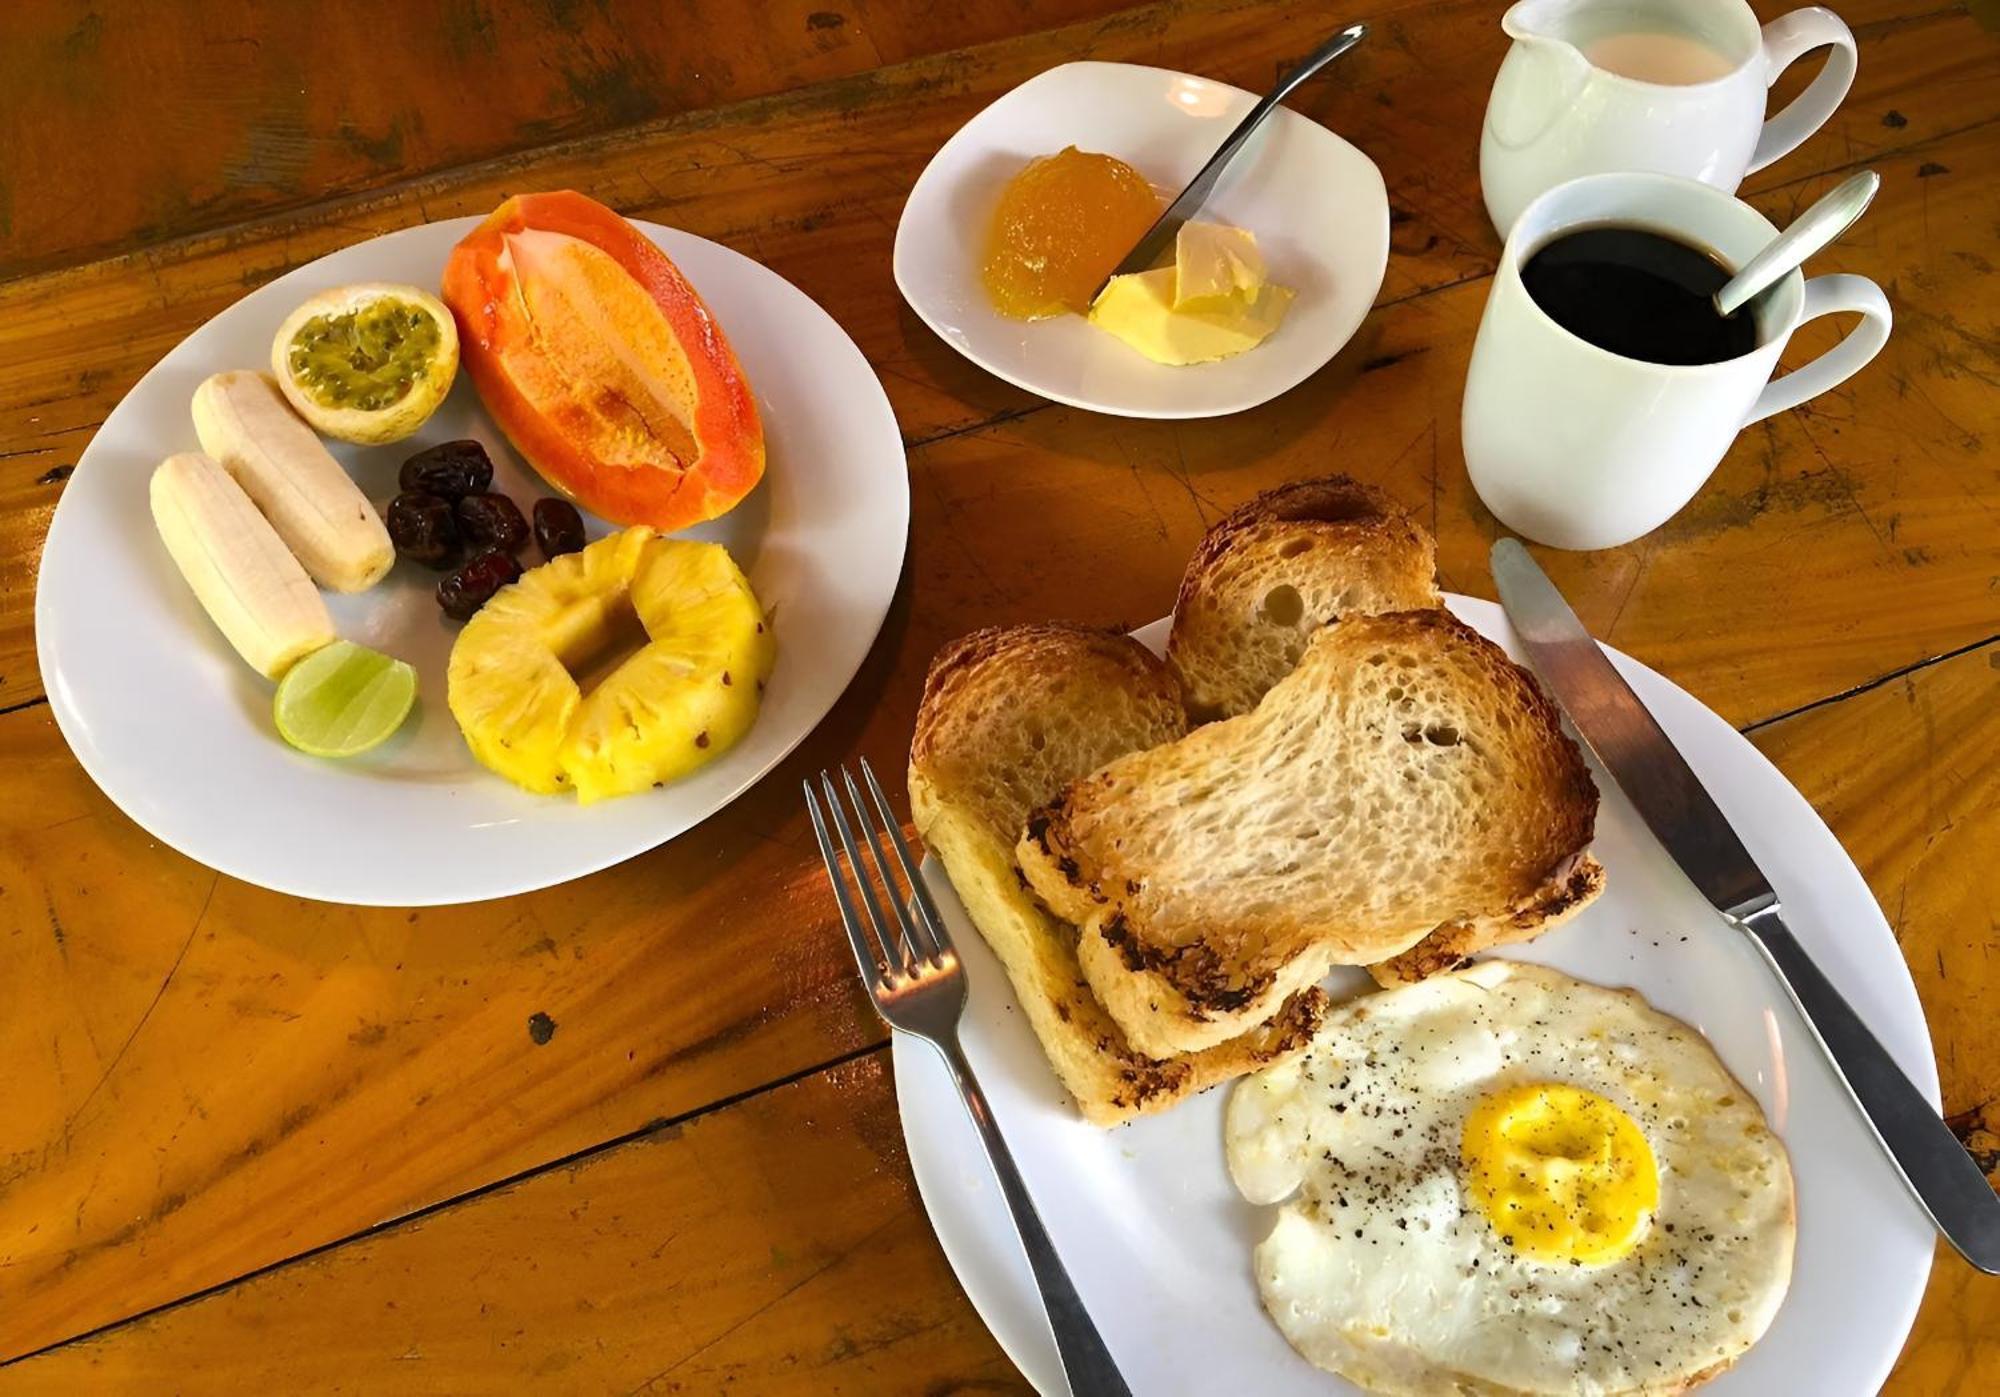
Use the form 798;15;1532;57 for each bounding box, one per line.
33;216;909;905
894;596;1938;1396
891;59;1391;420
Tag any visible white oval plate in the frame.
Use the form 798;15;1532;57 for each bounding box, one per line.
893;61;1389;419
897;598;1937;1395
36;219;908;906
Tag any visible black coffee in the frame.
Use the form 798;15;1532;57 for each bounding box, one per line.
1521;226;1758;366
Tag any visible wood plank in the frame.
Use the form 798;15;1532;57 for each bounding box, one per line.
1;1056;1027;1393
1;114;1994;1366
0;0;1137;280
9;615;1994;1388
1;0;1987;710
1750;640;2000;1396
0;0;1515;455
0;684;899;1359
1750;644;2000;1122
3;0;1980;453
1;0;1979;282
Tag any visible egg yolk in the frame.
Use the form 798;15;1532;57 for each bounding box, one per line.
1461;1082;1659;1266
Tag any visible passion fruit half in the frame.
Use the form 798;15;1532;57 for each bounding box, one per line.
271;283;460;445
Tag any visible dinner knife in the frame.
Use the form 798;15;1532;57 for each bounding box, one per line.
1090;22;1369;301
1491;537;2000;1274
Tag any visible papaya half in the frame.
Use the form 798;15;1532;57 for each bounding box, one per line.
442;191;764;532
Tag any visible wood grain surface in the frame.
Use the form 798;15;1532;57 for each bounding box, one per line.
6;1056;1022;1394
4;640;1994;1391
1;0;1996;1388
0;0;1139;280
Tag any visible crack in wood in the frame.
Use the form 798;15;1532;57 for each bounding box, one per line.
1741;634;2000;734
1;1039;892;1366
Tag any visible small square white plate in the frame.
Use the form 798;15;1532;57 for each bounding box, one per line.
894;61;1390;419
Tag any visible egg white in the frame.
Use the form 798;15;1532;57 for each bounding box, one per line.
1226;960;1795;1396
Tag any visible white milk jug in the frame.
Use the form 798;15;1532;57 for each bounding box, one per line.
1480;0;1857;235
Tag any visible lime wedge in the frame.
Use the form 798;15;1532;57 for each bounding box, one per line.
274;641;416;758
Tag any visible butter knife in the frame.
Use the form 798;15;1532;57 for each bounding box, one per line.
1491;537;2000;1274
1090;22;1368;302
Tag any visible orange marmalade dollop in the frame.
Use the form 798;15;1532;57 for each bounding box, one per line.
981;147;1161;320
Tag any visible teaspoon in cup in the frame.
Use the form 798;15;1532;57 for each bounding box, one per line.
1714;170;1880;318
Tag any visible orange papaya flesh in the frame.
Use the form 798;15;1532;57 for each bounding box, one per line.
442;190;764;532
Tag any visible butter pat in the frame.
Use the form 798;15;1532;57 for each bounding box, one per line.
1173;221;1267;309
1090;266;1294;366
1089;219;1292;365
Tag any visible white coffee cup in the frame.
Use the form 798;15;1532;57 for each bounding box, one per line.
1461;171;1891;551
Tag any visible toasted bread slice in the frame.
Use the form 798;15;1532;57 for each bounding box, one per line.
1018;610;1600;1057
1168;477;1441;721
911;624;1187;854
1164;476;1597;988
1168;476;1592;988
909;623;1328;1125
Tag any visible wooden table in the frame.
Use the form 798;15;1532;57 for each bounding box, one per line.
1;0;1994;1389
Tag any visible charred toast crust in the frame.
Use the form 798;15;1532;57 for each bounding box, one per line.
1099;911;1278;1016
1032;805;1293;1016
1108;985;1330;1111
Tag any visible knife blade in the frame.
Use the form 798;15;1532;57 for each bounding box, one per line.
1490;536;2000;1274
1091;23;1368;300
1490;540;1772;919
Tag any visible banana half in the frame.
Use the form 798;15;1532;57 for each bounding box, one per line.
192;370;393;593
150;451;335;679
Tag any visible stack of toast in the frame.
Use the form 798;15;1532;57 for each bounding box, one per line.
909;477;1604;1125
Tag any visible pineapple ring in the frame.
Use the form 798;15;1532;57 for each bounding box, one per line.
446;527;774;802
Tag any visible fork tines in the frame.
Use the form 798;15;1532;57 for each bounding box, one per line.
804;757;955;988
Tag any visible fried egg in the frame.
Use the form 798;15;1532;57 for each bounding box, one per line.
1226;961;1795;1395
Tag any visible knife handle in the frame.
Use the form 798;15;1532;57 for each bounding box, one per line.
1739;904;2000;1273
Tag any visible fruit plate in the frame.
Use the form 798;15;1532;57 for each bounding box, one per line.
35;218;909;906
893;61;1390;419
895;600;1937;1395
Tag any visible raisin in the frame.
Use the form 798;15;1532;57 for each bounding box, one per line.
436;549;522;620
532;498;586;558
456;492;530;553
399;440;494;499
385;492;462;569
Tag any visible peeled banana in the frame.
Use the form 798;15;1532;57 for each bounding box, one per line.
151;452;335;679
192;370;393;593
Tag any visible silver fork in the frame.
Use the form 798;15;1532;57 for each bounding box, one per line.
805;758;1133;1397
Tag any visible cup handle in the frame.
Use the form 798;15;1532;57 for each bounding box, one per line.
1744;274;1892;426
1749;7;1859;174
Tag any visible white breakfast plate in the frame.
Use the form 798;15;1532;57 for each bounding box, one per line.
896;598;1938;1395
36;218;908;906
893;61;1389;419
